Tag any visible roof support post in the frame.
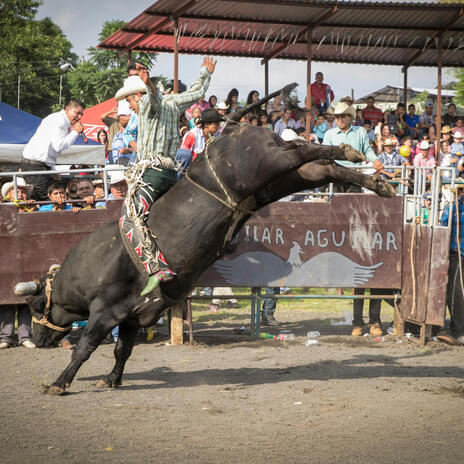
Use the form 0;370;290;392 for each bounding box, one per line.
264;59;269;96
173;18;179;93
402;66;408;109
305;29;313;142
436;36;443;166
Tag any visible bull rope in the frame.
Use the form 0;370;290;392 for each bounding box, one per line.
184;142;255;215
31;269;72;332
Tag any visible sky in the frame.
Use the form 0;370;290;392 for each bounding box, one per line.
37;0;454;103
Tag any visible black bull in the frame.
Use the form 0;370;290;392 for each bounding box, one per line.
25;113;395;395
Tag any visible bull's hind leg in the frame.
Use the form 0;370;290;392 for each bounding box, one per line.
96;321;139;389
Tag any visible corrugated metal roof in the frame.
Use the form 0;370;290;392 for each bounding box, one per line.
98;0;464;67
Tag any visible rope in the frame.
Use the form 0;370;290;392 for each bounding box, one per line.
31;268;72;332
184;143;255;215
409;216;421;318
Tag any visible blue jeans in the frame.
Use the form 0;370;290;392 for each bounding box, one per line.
261;287;280;316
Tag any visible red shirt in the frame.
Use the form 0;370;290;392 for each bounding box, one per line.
310;82;334;106
362;106;383;125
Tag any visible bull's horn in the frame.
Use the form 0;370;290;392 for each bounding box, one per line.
14;281;38;296
49;264;61;274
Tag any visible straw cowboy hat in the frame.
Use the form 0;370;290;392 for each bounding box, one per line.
441;125;452;134
383;137;397;147
197;109;226;124
332;101;356;119
2;177;29;198
115;75;146;101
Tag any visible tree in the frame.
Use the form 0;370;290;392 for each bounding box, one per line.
453;69;464;107
68;20;158;106
0;0;77;117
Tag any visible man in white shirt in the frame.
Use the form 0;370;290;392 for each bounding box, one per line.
21;99;85;200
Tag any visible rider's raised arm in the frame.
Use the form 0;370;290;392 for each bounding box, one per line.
173;56;216;113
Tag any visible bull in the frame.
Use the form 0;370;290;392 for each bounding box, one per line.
21;87;395;395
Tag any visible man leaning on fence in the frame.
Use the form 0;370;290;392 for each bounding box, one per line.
21;99;85;201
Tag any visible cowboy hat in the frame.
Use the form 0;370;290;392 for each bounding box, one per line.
441;125;452;134
108;170;127;185
383;137;396;147
418;140;431;150
115;75;146;101
197;109;226;124
2;177;28;198
454;130;464;139
281;128;305;142
217;101;229;110
332;101;356;119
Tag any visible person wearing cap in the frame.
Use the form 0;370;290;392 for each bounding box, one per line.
114;56;216;296
1;177;36;212
100;100;132;152
441;125;453;145
439;187;464;345
419;102;434;138
110;100;135;166
217;101;229;116
443;103;458;128
323;101;383;175
451;131;464;155
405;104;420;138
377;137;407;179
413;140;436;179
176;108;225;180
108;170;128;199
21;99;86;201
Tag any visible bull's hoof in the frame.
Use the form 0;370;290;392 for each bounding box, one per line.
340;143;366;163
376;182;396;198
96;379;120;389
48;384;66;396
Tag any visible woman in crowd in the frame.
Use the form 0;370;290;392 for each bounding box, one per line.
208;95;217;109
225;88;241;113
97;129;111;164
376;123;399;154
354;108;364;126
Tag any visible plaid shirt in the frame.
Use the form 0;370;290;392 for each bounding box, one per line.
138;66;211;166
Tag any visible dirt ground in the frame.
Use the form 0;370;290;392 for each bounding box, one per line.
1;302;464;464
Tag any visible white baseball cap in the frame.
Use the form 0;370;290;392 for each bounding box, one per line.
117;99;131;116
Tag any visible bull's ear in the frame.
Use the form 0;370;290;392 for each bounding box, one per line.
26;294;46;318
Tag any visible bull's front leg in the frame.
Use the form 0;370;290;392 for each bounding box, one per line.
48;307;118;395
96;321;139;389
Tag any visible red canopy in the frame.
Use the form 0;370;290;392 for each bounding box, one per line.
81;98;117;142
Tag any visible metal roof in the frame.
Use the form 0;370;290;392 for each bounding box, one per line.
354;85;457;103
99;0;464;67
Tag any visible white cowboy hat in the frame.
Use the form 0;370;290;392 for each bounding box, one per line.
2;177;28;198
281;128;305;142
108;170;127;185
217;101;229;110
115;76;146;102
418;140;430;150
454;131;464;139
117;99;131;116
332;101;356;119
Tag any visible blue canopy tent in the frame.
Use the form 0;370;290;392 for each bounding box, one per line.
0;102;104;164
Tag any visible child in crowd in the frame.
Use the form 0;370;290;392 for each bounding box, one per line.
451;131;464;155
440;139;459;182
363;119;376;142
313;114;328;143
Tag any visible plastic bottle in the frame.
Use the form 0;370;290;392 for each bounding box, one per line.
306;331;320;339
305;339;320;346
259;333;275;339
276;333;296;341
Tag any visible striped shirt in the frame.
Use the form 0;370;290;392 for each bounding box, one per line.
137;66;211;166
